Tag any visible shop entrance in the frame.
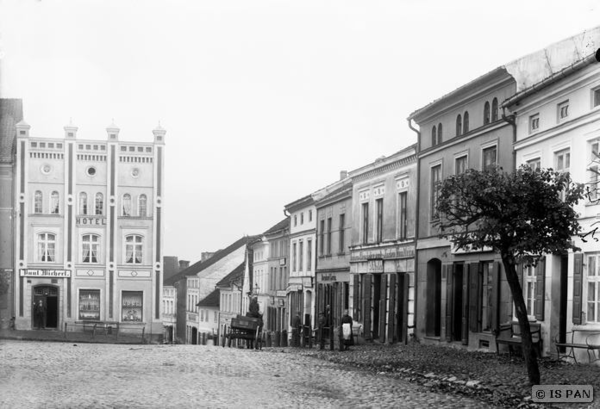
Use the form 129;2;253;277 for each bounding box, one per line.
32;285;59;329
451;264;464;342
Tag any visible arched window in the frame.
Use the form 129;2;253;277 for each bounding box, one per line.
431;126;437;146
50;191;59;214
484;101;491;125
34;191;43;213
125;234;143;264
456;114;462;136
492;98;499;121
139;194;147;217
82;234;100;263
122;194;132;216
437;123;443;143
79;192;88;215
95;193;103;215
463;111;470;133
37;233;56;262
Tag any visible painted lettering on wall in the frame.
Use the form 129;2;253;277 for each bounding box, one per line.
322;274;337;281
76;216;107;226
20;269;71;278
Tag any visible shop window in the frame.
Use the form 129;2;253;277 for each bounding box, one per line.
125;235;143;264
79;290;100;321
122;291;143;322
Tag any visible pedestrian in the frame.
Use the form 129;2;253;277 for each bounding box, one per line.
34;300;46;330
318;312;327;350
292;312;301;347
339;309;354;351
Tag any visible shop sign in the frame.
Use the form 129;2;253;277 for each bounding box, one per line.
20;269;70;278
76;216;107;226
367;259;384;273
276;290;287;297
187;313;197;321
321;273;337;281
302;277;313;288
350;245;415;262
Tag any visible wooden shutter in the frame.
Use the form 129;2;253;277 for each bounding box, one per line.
388;274;397;343
444;264;453;342
402;275;409;344
491;262;501;332
535;258;546;321
469;262;480;333
363;274;372;340
353;274;359;319
379;274;388;343
461;265;470;345
573;253;584;325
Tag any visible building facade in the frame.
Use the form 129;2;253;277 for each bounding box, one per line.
348;146;418;344
13;120;165;341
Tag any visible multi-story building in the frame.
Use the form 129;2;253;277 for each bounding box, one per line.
504;34;600;359
162;256;189;342
348;146;418;344
216;262;245;346
196;288;219;345
0;99;23;329
13;120;166;341
315;172;353;333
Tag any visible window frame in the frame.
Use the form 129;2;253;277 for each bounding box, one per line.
95;193;103;215
529;113;540;134
483;101;491;125
79;192;88;215
456;114;462;136
362;202;369;244
375;198;383;243
482;144;498;171
50;191;60;214
430;164;442;220
557;100;570;122
122;194;132;217
37;232;57;262
124;234;144;265
398;191;407;240
34;191;43;214
81;233;101;264
588;140;599;202
139;194;148;217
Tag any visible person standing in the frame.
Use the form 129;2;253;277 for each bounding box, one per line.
292;312;301;347
339;309;354;351
34;300;46;330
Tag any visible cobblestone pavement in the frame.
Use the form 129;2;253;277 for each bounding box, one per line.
0;340;497;409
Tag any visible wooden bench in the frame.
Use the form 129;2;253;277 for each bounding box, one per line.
223;315;262;350
495;322;542;358
554;329;600;363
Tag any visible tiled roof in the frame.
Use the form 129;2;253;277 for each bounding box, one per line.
196;289;219;307
215;262;245;288
163;235;259;285
0;99;23;162
263;218;289;235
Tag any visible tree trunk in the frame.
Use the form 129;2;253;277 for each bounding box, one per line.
501;254;541;385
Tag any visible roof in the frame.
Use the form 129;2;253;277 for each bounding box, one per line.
283;194;313;213
0;99;23;162
196;289;219;307
163;235;259;285
263;217;289;236
215;262;245;288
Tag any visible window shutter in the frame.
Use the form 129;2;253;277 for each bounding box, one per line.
353;274;359;319
388;274;397;343
444;264;453;342
534;258;546;321
469;263;479;333
573;253;584;325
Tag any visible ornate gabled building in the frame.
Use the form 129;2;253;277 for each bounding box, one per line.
13;119;166;341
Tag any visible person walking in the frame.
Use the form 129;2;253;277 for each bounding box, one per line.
339;309;354;351
34;300;46;330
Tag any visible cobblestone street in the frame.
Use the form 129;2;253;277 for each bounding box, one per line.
0;340;494;409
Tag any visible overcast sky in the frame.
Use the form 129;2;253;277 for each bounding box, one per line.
1;0;599;262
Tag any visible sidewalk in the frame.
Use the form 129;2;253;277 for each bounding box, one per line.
0;328;147;344
277;341;600;409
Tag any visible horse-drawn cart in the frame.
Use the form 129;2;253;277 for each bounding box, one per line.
223;314;263;349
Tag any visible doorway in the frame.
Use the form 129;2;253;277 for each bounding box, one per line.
426;259;442;337
32;285;59;330
452;264;464;342
558;255;568;352
372;274;382;340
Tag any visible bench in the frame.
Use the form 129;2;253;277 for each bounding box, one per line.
554;329;600;363
495;322;542;358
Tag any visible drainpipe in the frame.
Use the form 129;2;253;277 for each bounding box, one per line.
407;118;420;344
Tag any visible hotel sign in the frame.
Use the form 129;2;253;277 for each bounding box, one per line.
76;216;106;226
20;269;71;278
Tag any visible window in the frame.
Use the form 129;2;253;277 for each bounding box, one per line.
588;141;599;202
125;235;143;264
482;145;497;170
95;193;103;215
50;191;59;214
79;290;100;321
362;202;369;244
463;111;470;133
587;255;600;323
307;239;312;271
398;192;407;240
294;215;297;227
82;234;100;263
319;220;325;255
122;194;132;216
309;210;312;222
139;194;147;217
479;262;494;332
456;114;462;136
555;148;570;172
529;114;540;133
300;212;304;225
484;101;491;125
376;199;383;243
430;165;441;219
526;158;541;171
327;217;332;254
594;88;600;108
79;192;88;215
455;155;467;175
292;242;297;272
34;191;43;214
339;214;345;253
523;265;537;318
37;233;56;262
491;98;499;121
558;100;569;121
437;123;443;143
299;240;304;271
122;291;143;322
431;126;437;146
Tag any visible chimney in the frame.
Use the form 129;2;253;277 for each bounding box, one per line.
179;260;190;270
340;170;348;180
